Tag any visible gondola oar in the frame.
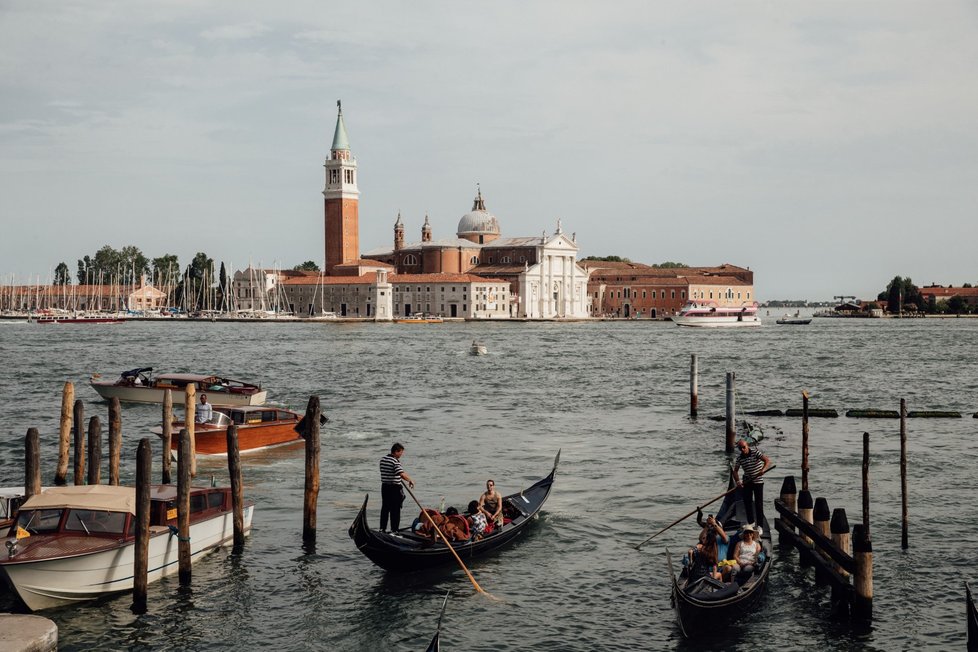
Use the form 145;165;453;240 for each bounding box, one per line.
634;464;777;550
424;590;451;652
403;483;498;601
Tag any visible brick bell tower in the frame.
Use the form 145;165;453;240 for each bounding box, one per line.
323;100;360;274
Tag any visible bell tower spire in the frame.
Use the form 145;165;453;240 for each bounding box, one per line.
323;99;360;273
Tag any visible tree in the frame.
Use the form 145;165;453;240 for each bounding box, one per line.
118;245;150;285
947;295;968;314
882;276;921;314
54;262;71;285
652;261;688;268
581;255;631;263
152;254;180;286
293;261;320;272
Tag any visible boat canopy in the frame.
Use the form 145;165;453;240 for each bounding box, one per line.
20;485;137;515
121;367;153;379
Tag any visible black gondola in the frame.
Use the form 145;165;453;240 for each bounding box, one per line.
424;591;450;652
967;581;978;651
349;451;559;572
666;479;772;637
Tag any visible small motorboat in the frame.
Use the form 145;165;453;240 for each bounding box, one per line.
0;484;254;611
776;311;812;325
31;311;126;324
91;368;267;406
151;405;322;457
349;451;559;571
394;313;444;324
667;477;772;637
469;340;488;356
672;301;762;328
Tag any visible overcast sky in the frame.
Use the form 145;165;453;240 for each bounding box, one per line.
2;2;976;300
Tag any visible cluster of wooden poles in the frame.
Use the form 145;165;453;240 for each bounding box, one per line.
20;382;324;614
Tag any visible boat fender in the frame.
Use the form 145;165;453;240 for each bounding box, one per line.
168;525;191;542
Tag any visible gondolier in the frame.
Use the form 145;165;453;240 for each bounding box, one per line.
732;438;771;533
379;443;414;532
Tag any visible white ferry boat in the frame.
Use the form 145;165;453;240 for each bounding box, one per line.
672;301;761;328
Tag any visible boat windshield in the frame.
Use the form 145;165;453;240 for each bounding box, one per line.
209;412;232;427
64;509;128;535
16;508;63;534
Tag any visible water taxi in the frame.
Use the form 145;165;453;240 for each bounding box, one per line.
0;484;253;611
394;313;444;324
151;405;311;456
469;340;488;355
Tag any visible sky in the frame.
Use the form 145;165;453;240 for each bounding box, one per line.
1;1;976;301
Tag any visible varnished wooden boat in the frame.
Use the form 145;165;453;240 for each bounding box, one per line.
668;479;772;637
0;484;253;611
151;405;305;456
349;451;559;572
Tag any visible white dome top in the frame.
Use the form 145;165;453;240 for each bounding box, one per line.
456;188;500;236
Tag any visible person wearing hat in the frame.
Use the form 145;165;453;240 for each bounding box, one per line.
732;438;772;534
731;525;762;580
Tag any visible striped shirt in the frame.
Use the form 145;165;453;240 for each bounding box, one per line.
380;454;404;485
736;446;767;484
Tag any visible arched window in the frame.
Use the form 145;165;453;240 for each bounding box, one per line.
404;254;418;266
470;256;479;265
501;256;511;264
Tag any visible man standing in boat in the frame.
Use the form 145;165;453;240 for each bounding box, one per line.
732;438;771;534
379;443;414;532
196;393;213;424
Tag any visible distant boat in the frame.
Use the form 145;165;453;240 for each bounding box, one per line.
469;340;488;356
394;313;444;324
31;311;126;324
91;368;267;406
672;301;761;328
776;311;812;325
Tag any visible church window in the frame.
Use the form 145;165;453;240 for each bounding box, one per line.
404;254;418;266
470;256;479;265
642;291;647;299
501;256;511;264
671;290;676;299
519;256;525;263
681;291;686;299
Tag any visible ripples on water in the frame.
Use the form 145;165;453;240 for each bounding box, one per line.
0;316;976;650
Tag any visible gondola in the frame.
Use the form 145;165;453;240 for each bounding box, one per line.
666;478;772;637
349;451;559;571
967;581;978;651
424;591;450;652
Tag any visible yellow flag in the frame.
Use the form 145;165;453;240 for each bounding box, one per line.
16;526;30;539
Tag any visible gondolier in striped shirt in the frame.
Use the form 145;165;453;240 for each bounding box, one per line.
379;443;414;532
732;438;772;533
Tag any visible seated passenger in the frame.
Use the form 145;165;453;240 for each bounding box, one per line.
467;500;488;539
686;530;722;585
478;479;503;527
731;525;763;578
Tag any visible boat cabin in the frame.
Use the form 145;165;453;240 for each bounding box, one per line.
9;485;232;540
210;406;300;426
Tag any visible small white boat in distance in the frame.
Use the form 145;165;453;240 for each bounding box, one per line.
90;368;267;406
672;301;762;328
0;484;253;611
776;311;812;325
469;340;488;356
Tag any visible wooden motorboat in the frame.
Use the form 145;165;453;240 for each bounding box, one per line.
151;405;309;456
667;479;772;637
0;484;253;611
469;340;488;356
967;581;978;650
91;368;267;406
0;487;42;531
349;451;559;572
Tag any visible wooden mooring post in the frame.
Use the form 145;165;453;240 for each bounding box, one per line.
689;354;698;418
55;381;74;485
900;398;908;549
109;398;122;486
303;396;321;546
25;428;41;498
87;416;101;486
162;389;173;484
72;399;85;485
831;508;851;579
226;424;245;552
778;476;797;544
802;391;810;491
798;489;814;549
177;428;192;585
184;384;197;478
853;524;873;619
725;372;735;453
132;437;152;614
862;432;870;530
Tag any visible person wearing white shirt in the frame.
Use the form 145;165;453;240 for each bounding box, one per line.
196;393;214;423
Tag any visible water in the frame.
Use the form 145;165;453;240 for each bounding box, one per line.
1;316;976;650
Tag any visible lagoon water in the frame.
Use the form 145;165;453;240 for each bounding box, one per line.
1;314;976;650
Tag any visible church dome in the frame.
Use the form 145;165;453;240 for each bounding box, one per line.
456;188;500;237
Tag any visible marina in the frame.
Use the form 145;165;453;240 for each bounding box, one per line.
1;318;976;649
